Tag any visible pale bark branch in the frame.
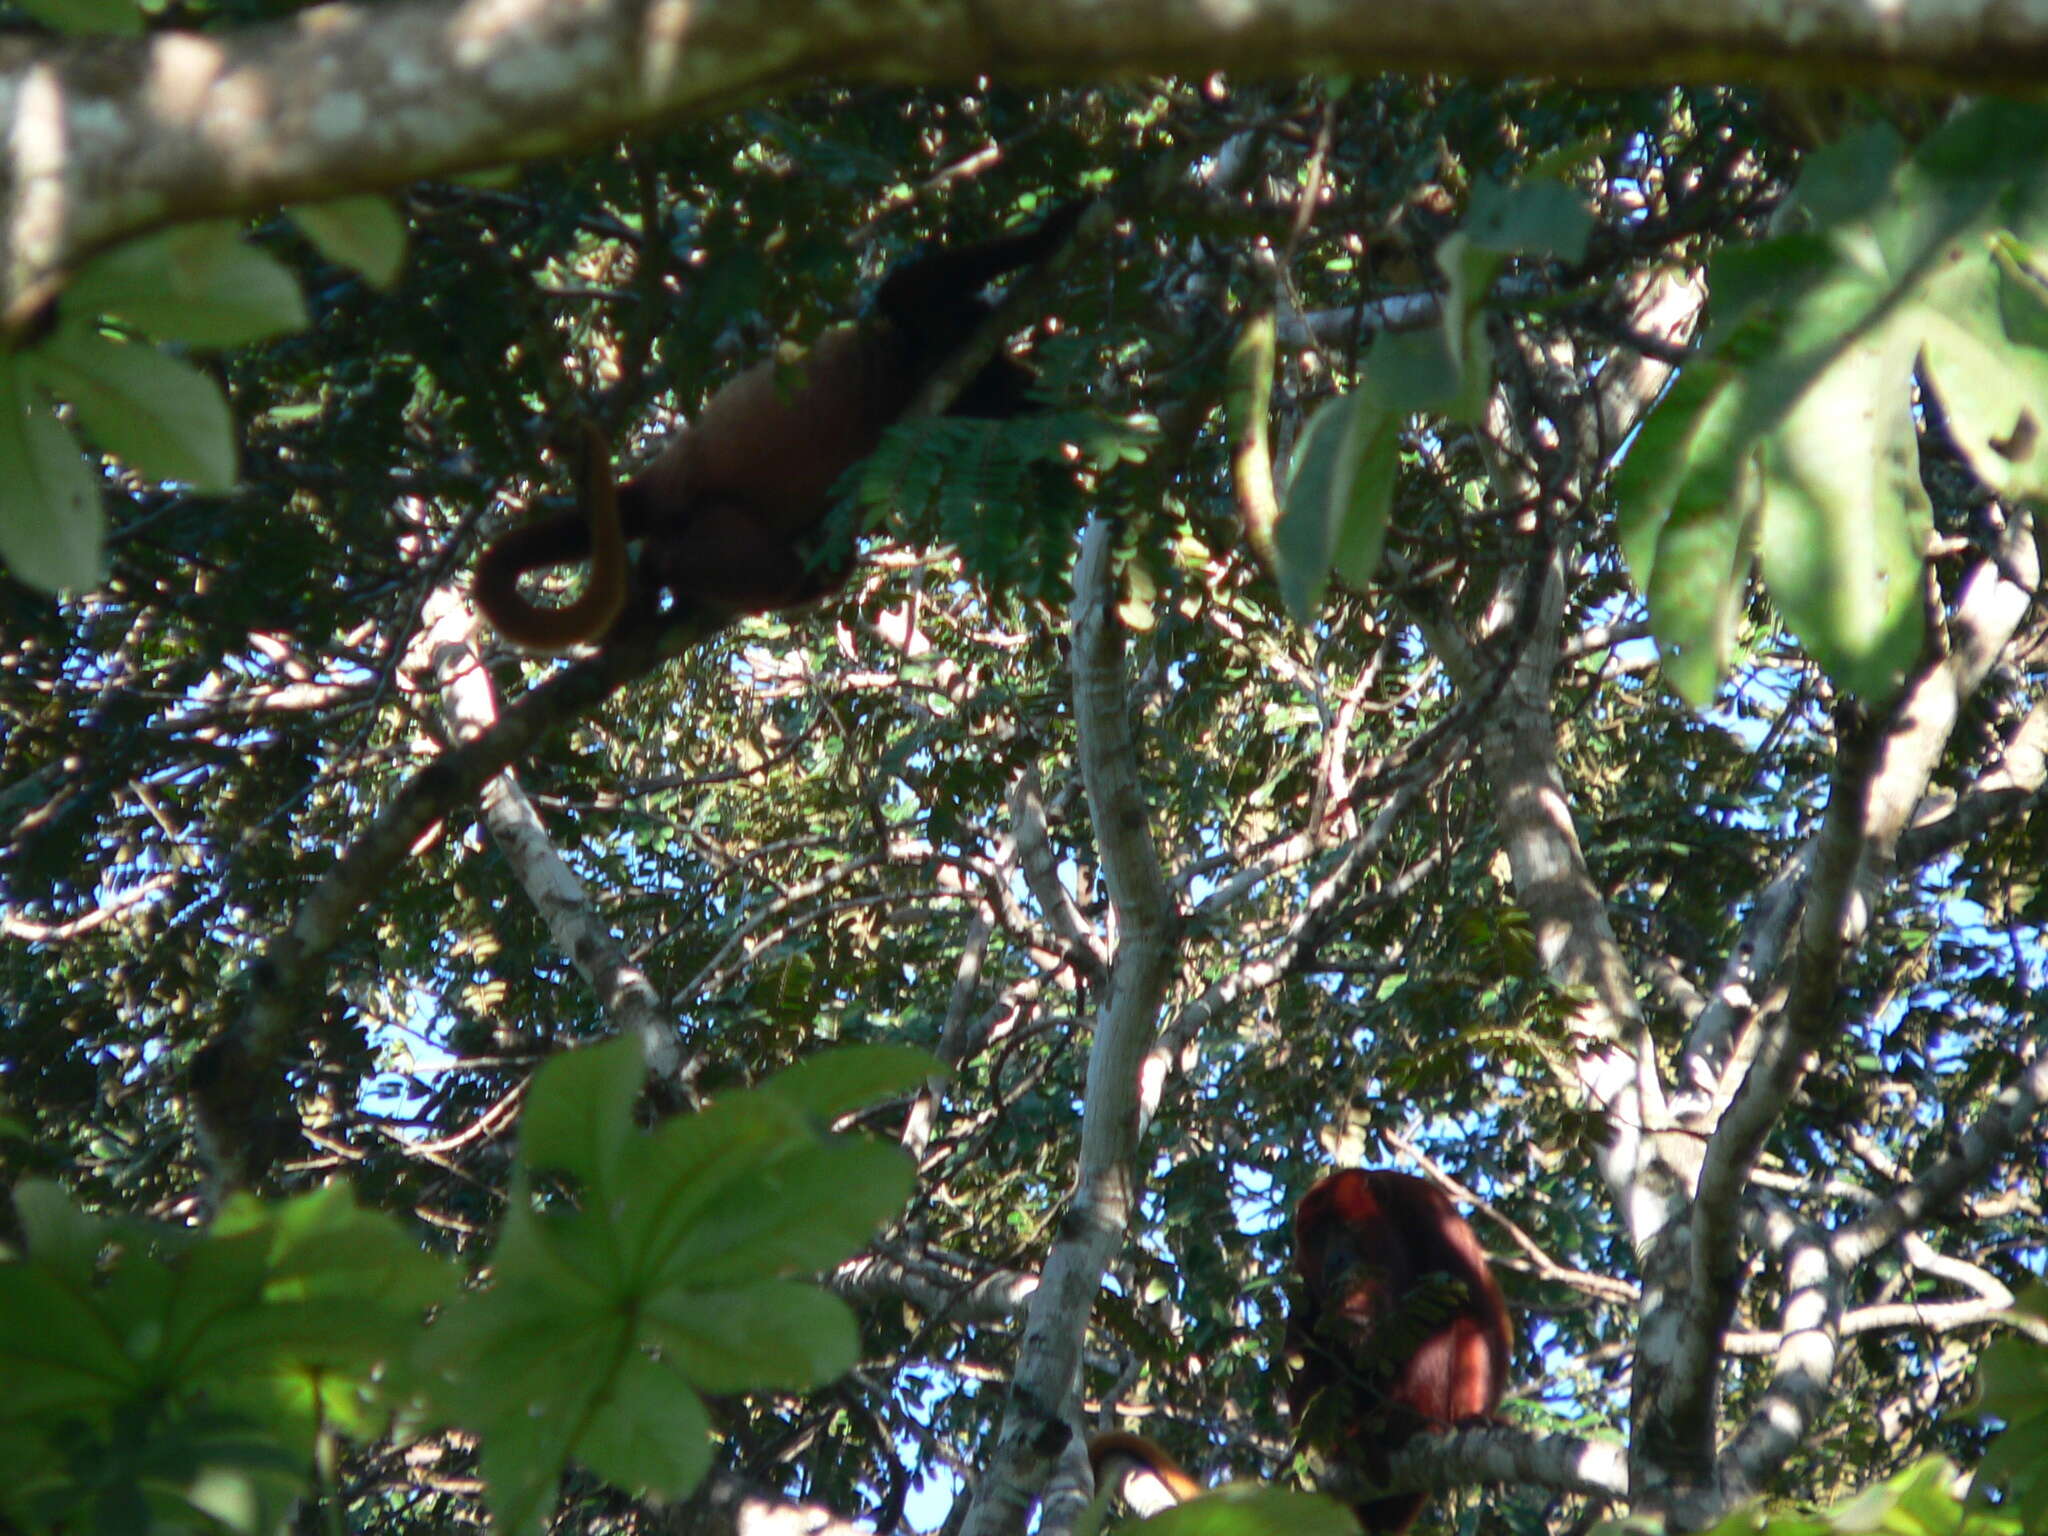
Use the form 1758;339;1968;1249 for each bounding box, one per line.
9;0;2048;319
423;590;685;1080
961;514;1181;1536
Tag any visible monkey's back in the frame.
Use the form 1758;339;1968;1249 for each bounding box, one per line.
675;323;915;533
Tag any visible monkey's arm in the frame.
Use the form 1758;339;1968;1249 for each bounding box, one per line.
874;198;1094;335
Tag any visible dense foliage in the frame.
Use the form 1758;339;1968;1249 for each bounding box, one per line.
1;67;2044;1536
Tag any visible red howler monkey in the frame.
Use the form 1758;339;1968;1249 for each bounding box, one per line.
472;200;1088;650
1087;1430;1205;1516
1284;1169;1512;1534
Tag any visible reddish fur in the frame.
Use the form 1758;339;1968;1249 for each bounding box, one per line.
1284;1170;1511;1534
473;203;1087;650
1086;1431;1205;1508
473;327;919;649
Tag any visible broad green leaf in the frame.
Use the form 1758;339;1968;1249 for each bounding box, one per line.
1992;236;2048;350
1612;104;2048;701
179;1448;307;1536
32;328;237;491
0;1265;135;1415
1280;393;1386;620
426;1284;622;1462
651;1139;912;1290
617;1092;815;1281
289;197;408;288
763;1044;938;1122
223;1184;452;1313
1792;122;1905;231
576;1350;712;1499
1433;233;1502;424
1464;174;1592;262
1757;323;1928;700
70;223;309;348
1111;1484;1358;1536
446;1298;624;1535
1612;365;1763;703
1329;425;1398;588
1913;99;2048;192
1367;322;1465;418
1648;452;1761;707
642;1280;860;1393
10;1178;120;1284
1613;366;1698;572
518;1037;643;1190
11;0;141;34
480;1405;582;1536
1973;1290;2048;1518
1919;241;2048;502
137;1225;272;1373
0;367;102;590
492;1194;628;1303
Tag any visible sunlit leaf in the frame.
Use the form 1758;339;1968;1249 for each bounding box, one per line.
32;328;237;491
0;366;102;590
70;223;309;347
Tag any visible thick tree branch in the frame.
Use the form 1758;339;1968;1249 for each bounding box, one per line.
962;515;1181;1536
9;0;2048;318
193;607;710;1186
422;591;687;1083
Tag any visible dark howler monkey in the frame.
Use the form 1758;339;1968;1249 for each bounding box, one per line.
473;201;1088;650
1284;1169;1512;1535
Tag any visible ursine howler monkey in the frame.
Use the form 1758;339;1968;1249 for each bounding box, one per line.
1086;1172;1509;1530
1284;1169;1512;1535
472;201;1087;651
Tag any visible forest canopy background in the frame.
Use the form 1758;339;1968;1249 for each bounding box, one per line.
0;11;2045;1536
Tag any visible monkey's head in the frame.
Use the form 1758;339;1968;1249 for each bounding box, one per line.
1296;1171;1411;1296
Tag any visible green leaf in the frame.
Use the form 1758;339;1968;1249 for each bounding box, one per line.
1611;365;1762;704
205;1187;451;1433
289;197;409;288
1992;236;2048;350
138;1225;272;1373
1756;324;1928;699
1918;242;2048;503
31;328;237;491
518;1037;644;1190
650;1139;913;1290
0;365;103;590
0;1264;135;1417
576;1350;712;1500
1225;311;1277;447
70;223;309;348
426;1281;622;1474
1792;122;1905;231
1279;392;1396;620
491;1195;628;1305
1114;1484;1359;1536
762;1044;938;1122
1464;174;1593;262
642;1281;860;1393
1610;105;2048;702
615;1092;816;1281
11;0;142;35
10;1179;121;1284
1433;234;1503;423
1973;1290;2048;1517
431;1289;626;1535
